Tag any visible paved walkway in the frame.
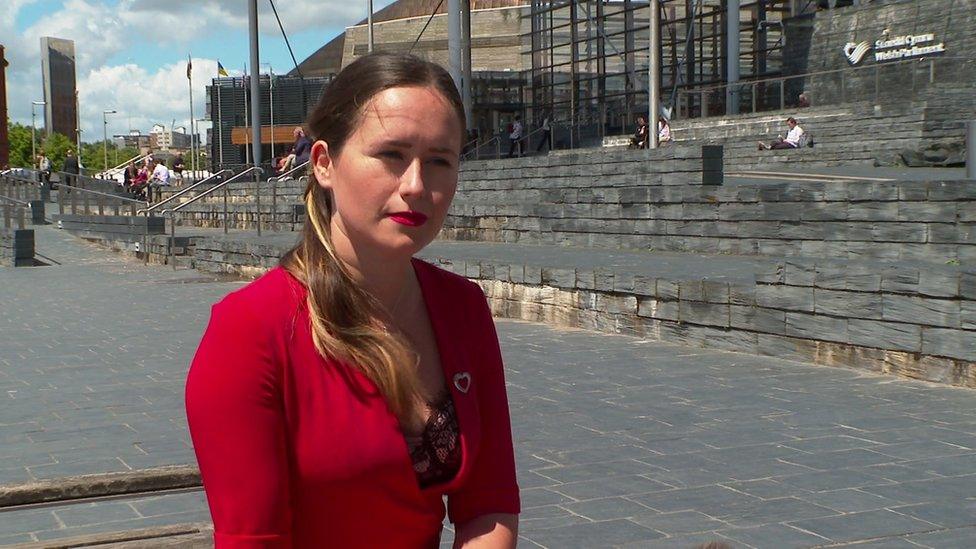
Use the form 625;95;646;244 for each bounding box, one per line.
2;227;976;547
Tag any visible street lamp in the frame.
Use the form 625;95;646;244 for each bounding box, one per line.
196;117;209;175
103;109;117;173
76;128;84;170
31;100;46;169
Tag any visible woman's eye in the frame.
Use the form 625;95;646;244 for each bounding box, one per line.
428;157;453;167
380;151;404;160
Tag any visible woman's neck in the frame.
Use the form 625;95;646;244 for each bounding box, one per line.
332;241;415;315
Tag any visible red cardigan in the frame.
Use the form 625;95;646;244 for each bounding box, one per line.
185;261;520;548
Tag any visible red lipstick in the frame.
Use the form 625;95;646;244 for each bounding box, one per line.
387;211;428;227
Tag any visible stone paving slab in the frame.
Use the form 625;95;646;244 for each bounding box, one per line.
3;229;976;546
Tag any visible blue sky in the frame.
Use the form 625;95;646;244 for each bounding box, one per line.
4;0;395;143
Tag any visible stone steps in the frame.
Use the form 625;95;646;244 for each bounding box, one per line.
175;234;976;388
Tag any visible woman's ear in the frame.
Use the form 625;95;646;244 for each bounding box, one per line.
311;140;334;190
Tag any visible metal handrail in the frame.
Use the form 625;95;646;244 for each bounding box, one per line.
462;135;503;160
675;55;973;117
0;194;30;207
163;166;264;269
162;167;264;215
266;162;309;233
679;55;971;97
268;161;309;183
55;183;145;204
137;169;232;215
98;154;151;179
53;177;146;220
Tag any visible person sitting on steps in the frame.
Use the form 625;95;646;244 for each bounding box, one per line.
759;117;806;150
629;116;648;149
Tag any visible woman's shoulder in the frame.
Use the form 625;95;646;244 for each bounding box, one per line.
213;266;306;325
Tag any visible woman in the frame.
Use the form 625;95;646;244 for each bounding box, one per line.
186;53;520;548
130;164;149;200
122;162;137;192
658;118;672;144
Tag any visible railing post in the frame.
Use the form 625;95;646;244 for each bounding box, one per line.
82;187;90;215
751;82;757;113
58;183;65;215
929;58;935;84
97;192;104;216
171;212;177;271
779;80;785;110
272;182;278;232
223;185;229;234
256;171;262;236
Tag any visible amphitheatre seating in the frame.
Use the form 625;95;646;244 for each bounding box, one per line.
55;139;976;390
606;94;973;169
154;177;308;230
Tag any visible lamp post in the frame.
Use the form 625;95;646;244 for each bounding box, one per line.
31;100;46;169
103;109;116;173
76;129;83;170
196;117;209;175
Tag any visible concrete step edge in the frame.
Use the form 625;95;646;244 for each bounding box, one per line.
0;465;201;508
7;522;213;549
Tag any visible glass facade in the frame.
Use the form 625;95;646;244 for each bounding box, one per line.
522;0;792;147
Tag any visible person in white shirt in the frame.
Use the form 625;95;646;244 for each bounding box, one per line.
658;118;672;143
150;160;170;185
759;117;804;150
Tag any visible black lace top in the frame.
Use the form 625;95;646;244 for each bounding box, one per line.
406;393;462;489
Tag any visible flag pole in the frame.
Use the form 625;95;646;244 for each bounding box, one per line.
188;54;196;179
243;63;250;166
216;74;224;170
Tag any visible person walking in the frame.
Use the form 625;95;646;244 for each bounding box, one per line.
37;151;52;189
62;149;80;190
535;114;551;153
185;53;520;548
171;153;185;184
507;115;523;158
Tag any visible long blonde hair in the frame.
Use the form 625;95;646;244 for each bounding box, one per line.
280;53;465;428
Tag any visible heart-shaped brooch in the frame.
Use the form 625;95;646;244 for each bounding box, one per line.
453;372;471;394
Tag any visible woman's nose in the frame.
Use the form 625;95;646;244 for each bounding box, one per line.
399;159;425;198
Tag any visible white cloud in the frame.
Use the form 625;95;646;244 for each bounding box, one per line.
5;0;392;141
76;58;220;143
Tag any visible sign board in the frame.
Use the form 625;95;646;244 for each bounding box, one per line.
844;32;946;65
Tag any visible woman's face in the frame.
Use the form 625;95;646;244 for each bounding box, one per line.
312;85;462;264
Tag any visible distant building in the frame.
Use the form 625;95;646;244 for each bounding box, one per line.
150;124;193;152
39;37;78;139
113;131;152;153
206;74;330;168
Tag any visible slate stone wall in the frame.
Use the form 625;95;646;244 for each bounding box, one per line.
783;0;976;107
445;151;976;264
421;255;976;388
1;228;34;267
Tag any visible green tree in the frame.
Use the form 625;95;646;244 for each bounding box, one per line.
79;141;142;173
40;132;74;172
6;121;34;168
